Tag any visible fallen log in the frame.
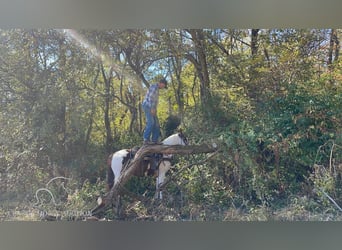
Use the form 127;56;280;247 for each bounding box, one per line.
91;143;219;216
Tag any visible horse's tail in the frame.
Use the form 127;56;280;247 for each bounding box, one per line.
106;153;114;191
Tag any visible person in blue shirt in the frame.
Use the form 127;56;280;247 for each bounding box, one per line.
142;78;168;144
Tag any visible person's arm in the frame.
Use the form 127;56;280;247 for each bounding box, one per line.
149;85;159;115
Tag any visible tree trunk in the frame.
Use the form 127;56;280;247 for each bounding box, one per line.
248;29;260;101
102;63;114;153
251;29;260;56
328;29;340;85
186;29;211;105
328;29;340;67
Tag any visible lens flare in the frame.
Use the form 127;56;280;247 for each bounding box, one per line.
61;29;137;84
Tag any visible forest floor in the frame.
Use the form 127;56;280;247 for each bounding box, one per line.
1;198;342;221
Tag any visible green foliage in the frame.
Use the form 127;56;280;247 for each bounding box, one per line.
124;176;156;197
264;83;341;165
66;179;106;211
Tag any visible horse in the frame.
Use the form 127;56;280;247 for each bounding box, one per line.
106;131;188;199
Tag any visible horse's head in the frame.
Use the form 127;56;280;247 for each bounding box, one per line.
177;129;188;145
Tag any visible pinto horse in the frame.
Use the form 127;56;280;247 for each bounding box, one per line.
107;132;188;199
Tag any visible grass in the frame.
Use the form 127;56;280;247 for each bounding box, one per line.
3;195;342;221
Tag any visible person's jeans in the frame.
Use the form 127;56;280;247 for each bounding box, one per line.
142;103;160;142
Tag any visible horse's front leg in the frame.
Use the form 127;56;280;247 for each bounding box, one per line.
155;160;171;199
155;173;163;199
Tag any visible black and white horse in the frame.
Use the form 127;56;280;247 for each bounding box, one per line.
107;132;188;199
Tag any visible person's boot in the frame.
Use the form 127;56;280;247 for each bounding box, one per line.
143;140;152;145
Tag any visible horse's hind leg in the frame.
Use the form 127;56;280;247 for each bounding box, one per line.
106;167;114;192
106;154;114;191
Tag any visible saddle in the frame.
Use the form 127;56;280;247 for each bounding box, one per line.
123;146;163;177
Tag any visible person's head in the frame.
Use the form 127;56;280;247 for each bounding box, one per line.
158;78;168;89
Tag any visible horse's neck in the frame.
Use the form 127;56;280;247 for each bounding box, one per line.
162;134;181;145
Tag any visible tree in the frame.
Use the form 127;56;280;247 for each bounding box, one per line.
185;29;211;105
164;30;186;118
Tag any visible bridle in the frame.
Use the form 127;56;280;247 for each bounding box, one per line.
178;132;189;145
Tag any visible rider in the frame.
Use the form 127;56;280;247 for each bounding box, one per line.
142;78;168;145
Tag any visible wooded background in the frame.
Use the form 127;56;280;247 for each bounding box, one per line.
0;29;341;220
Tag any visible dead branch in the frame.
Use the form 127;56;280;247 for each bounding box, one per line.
315;188;342;212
